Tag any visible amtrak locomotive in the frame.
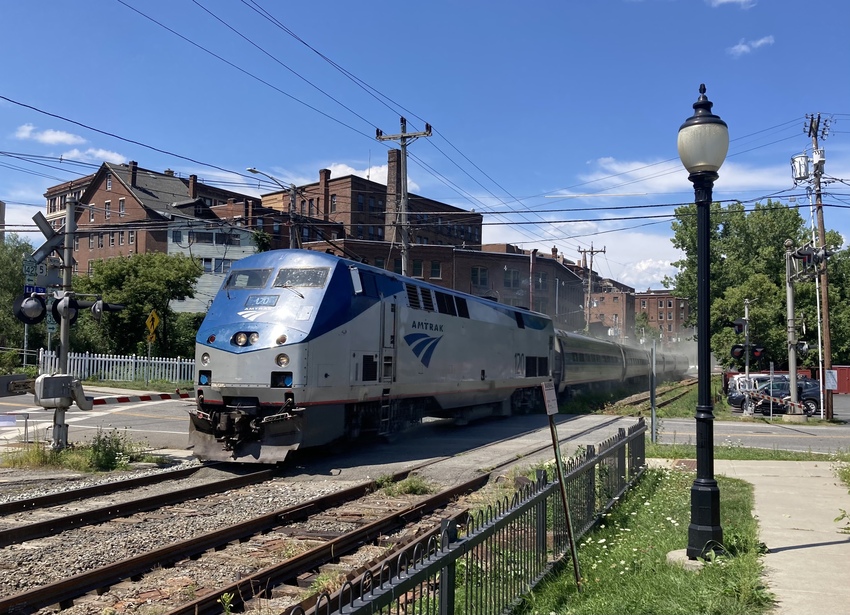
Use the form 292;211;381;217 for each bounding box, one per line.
190;249;687;463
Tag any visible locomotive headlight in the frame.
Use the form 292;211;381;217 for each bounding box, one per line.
275;353;290;367
201;352;211;365
234;332;248;346
276;333;287;345
248;332;260;345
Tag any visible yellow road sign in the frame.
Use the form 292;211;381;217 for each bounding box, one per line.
146;309;160;334
147;332;156;343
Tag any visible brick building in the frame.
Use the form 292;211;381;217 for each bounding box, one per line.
635;289;692;346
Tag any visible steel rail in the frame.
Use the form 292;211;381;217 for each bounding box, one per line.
0;464;206;515
0;468;274;548
0;468;416;614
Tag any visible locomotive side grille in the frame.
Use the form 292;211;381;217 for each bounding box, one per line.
406;284;421;309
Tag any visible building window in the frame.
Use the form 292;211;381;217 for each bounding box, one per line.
88;234;94;250
302;226;309;240
668;324;673;332
668;300;674;308
172;230;182;243
129;230;135;245
471;266;488;287
411;259;424;277
357;194;364;211
378;199;383;212
118;198;125;217
641;299;647;309
393;259;402;274
668;311;673;320
308;199;314;216
89;204;95;222
375;257;385;270
534;272;548;291
214;259;232;273
104;201;111;220
330;194;337;213
98;233;104;249
109;232;115;247
659;312;664;320
377;227;384;240
356;225;363;239
301;199;306;215
106;173;112;191
504;268;521;289
73;236;79;251
119;232;124;246
613;295;619;302
658;300;664;308
430;260;441;279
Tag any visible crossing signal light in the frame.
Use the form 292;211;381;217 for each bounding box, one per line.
730;318;746;335
796;341;810;356
752;345;766;360
91;299;126;322
730;344;746;360
50;295;126;326
792;245;815;267
13;293;47;325
814;247;835;264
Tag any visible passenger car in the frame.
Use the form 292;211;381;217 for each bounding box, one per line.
727;374;775;411
746;378;821;416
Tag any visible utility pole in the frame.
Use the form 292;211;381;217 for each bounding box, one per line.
54;196;77;449
807;114;834;420
578;243;605;332
376;117;431;276
289;184;301;249
743;299;751;383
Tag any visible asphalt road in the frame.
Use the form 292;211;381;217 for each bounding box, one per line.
2;389;849;460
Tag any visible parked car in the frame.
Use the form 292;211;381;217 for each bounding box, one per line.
727;374;776;411
746;378;821;416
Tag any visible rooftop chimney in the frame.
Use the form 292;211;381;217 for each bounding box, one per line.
164;168;174;176
129;161;138;187
189;174;197;199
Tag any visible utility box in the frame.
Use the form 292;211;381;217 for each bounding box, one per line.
35;374;74;408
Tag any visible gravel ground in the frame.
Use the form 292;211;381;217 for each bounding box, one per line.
0;460;364;612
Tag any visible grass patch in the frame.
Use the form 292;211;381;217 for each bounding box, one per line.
516;468;772;615
646;440;850;463
1;427;166;471
379;475;434;496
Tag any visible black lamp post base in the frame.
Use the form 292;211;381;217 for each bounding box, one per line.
687;479;722;559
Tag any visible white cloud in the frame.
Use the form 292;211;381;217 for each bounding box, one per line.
708;0;756;8
728;35;774;58
14;123;86;146
60;148;126;164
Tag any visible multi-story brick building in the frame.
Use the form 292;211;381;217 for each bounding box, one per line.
635;289;692;346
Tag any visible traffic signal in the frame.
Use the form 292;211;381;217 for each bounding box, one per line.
730;318;746;335
91;298;126;322
730;344;746;360
792;245;815;267
752;345;766;360
13;293;47;325
814;247;835;265
50;295;126;326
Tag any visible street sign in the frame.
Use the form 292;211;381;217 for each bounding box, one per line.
23;256;37;286
146;310;160;334
24;285;46;295
147;332;156;343
46;295;57;333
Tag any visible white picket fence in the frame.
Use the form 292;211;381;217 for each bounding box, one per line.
38;349;195;384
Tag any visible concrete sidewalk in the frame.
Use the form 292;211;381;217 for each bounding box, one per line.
718;460;850;615
657;459;850;615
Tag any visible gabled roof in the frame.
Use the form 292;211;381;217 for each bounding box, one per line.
107;162;195;218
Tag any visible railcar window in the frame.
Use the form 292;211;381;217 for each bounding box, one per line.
225;269;272;289
273;267;329;288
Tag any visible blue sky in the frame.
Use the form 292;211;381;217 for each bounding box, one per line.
2;0;849;290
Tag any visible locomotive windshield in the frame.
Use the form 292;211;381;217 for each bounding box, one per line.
224;269;272;290
273;267;329;288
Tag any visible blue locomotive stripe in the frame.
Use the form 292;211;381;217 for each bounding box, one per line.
404;333;443;367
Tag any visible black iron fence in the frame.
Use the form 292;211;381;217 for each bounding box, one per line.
291;419;647;615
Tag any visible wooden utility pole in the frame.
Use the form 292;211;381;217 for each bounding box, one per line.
376;117;431;276
807;114;834;420
578;243;605;332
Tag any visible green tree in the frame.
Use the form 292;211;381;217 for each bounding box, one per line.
634;311;661;344
253;230;272;253
665;199;849;369
73;252;202;356
0;235;38;354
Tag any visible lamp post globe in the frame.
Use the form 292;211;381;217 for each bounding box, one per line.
677;84;727;560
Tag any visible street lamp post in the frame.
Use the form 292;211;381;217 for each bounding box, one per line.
246;167;300;249
677;84;728;559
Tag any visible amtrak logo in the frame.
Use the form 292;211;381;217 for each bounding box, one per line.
237;310;265;321
404;333;443;367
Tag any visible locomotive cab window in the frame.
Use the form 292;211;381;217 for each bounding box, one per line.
273;267;329;288
225;269;272;290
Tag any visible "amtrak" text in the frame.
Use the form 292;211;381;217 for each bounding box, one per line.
411;321;444;332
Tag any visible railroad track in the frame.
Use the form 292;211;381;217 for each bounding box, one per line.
616;379;696;410
1;414;634;614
